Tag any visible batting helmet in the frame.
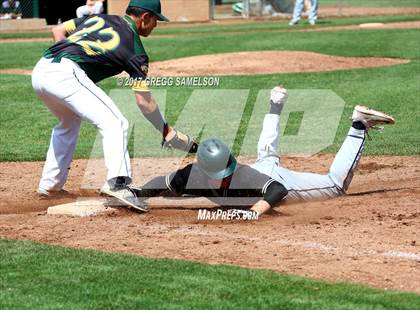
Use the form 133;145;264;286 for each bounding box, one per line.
197;139;237;179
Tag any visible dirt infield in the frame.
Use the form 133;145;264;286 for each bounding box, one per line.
0;155;419;293
0;51;409;77
1;17;419;293
149;51;409;76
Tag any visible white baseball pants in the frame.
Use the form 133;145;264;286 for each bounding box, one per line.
251;113;366;202
32;57;131;192
291;0;318;23
76;2;104;18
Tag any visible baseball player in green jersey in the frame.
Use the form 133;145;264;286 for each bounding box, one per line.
32;0;197;210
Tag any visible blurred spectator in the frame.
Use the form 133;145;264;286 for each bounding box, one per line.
76;0;104;18
289;0;318;25
0;0;21;19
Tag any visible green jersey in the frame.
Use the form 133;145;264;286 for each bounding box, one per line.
43;14;149;83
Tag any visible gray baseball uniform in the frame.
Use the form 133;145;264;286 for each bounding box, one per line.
251;113;365;203
133;111;365;208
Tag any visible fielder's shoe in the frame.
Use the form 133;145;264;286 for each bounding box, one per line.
351;105;395;130
37;188;69;198
270;86;288;106
289;20;299;26
100;177;148;212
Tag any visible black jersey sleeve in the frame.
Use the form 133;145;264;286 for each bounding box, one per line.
229;165;287;207
126;54;149;80
127;54;150;92
165;164;194;194
132;176;167;197
262;181;288;207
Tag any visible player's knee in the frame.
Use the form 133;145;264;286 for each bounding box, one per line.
56;117;81;131
104;116;129;135
120;117;129;133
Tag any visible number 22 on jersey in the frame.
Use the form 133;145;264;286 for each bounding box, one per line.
68;16;120;56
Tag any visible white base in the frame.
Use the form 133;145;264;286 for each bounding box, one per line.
359;23;384;28
47;199;117;217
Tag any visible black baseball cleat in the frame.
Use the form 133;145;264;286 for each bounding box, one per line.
100;177;149;212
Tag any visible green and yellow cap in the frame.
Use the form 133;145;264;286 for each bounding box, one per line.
128;0;169;21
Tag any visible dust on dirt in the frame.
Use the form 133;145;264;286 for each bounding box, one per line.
0;155;419;293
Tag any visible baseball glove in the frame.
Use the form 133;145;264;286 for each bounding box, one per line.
162;128;198;153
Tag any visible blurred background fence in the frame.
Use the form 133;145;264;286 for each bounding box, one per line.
1;0;419;23
0;0;107;24
211;0;420;19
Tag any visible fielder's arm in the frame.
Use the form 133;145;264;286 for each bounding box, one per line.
134;90;172;135
51;24;69;42
51;18;84;42
134;90;198;153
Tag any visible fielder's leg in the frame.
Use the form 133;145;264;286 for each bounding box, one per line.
33;59;82;194
62;59;132;183
32;58;131;192
37;93;82;193
61;60;147;211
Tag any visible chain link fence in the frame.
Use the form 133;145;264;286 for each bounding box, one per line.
1;1;419;21
211;0;420;19
0;0;103;24
0;0;30;19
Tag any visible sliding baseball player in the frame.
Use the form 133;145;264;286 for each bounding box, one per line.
32;0;197;209
130;86;395;215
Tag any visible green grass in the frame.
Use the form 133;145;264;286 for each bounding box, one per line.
2;27;420;69
0;14;419;39
322;0;420;7
1;26;419;160
284;111;305;136
1;18;419;308
1;62;419;160
151;14;420;36
1;239;419;309
0;32;52;39
145;28;420;61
